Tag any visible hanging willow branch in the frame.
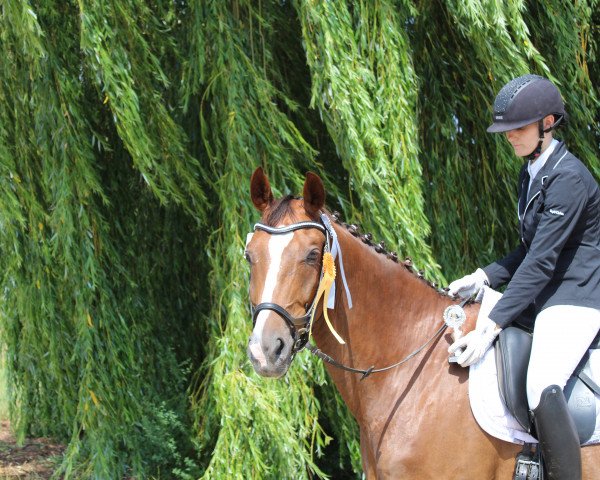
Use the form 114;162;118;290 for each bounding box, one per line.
182;1;353;479
295;0;442;281
1;1;208;478
416;0;599;275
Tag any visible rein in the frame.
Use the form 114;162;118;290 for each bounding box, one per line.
309;297;471;379
306;323;448;380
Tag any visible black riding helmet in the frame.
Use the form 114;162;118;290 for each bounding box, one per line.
487;74;566;158
487;74;566;133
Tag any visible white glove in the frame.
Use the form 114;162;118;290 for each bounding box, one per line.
448;321;502;367
447;268;489;299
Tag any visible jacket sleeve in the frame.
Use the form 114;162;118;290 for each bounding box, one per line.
483;163;529;287
482;244;527;289
487;169;588;328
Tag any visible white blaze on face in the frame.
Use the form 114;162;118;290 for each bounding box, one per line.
253;231;294;344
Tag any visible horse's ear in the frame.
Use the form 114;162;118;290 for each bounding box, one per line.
250;167;274;212
303;171;325;216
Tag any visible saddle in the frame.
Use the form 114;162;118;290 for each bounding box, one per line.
495;326;600;444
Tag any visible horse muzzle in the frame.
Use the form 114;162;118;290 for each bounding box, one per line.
247;333;293;378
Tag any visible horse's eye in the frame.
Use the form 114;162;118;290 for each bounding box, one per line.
244;251;252;264
305;249;321;265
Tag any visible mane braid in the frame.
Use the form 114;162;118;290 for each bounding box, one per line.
329;210;446;296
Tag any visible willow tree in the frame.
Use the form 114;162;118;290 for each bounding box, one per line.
0;1;598;479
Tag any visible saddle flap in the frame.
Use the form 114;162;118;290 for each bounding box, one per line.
496;326;532;431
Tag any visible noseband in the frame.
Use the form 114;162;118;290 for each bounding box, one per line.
250;220;330;355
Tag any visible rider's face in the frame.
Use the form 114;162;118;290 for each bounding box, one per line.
504;115;555;158
504;122;541;158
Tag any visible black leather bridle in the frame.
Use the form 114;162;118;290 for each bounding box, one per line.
249;215;456;379
250;220;331;355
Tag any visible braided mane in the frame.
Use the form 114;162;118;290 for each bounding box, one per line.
328;210;446;295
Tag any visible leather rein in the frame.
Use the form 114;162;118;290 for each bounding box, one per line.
250;215;454;378
306;324;448;380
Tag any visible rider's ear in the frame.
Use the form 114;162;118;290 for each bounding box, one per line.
250;167;274;212
303;172;325;216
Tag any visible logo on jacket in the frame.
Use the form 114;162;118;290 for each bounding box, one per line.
549;209;565;216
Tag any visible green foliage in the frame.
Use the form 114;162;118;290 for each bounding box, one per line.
0;352;8;420
0;1;598;479
0;1;208;478
296;0;441;279
414;0;599;275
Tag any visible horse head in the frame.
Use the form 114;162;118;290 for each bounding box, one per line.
246;167;327;378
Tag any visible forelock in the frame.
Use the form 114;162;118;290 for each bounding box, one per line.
264;195;299;226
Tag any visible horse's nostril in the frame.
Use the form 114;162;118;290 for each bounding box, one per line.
275;338;285;357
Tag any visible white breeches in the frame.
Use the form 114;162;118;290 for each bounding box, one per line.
527;305;600;409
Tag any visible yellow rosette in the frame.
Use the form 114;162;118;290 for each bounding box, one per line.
309;252;345;344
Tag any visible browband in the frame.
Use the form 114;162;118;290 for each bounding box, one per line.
253;222;326;235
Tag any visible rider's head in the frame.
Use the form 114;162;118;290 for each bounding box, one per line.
487;74;566;160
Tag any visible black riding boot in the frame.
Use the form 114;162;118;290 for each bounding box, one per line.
532;385;582;480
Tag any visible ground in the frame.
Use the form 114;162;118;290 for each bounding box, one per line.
0;421;64;480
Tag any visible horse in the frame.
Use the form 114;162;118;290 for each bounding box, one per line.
245;167;600;479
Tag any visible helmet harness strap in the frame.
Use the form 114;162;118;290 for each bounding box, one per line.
526;115;563;161
526;120;546;161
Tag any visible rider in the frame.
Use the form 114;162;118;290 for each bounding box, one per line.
447;74;600;480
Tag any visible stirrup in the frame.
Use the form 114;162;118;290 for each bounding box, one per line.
514;444;541;480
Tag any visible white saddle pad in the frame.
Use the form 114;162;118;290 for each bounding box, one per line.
467;287;600;446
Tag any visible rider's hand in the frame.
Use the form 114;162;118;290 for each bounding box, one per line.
447;268;489;299
448;321;502;367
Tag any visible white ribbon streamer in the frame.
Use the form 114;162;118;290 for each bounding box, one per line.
321;214;353;309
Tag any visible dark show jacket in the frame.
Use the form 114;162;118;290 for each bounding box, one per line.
483;141;600;329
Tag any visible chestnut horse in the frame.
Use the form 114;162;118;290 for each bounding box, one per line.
245;168;600;479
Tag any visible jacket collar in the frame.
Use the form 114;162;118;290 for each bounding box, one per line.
525;140;568;202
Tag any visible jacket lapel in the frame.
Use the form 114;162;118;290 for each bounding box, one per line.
525;141;567;203
526;175;544;203
518;165;529;221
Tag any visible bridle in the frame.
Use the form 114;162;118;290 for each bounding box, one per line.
250;219;331;356
249;214;464;378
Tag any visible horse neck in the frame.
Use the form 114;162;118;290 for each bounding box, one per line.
322;222;446;343
311;222;449;411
